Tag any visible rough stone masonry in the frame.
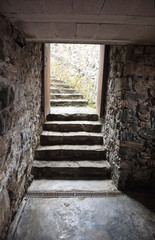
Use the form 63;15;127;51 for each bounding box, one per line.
0;15;44;239
0;14;155;240
103;45;155;189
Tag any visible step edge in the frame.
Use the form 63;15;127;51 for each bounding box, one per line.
44;121;101;125
36;145;106;150
33;160;110;168
41;131;103;136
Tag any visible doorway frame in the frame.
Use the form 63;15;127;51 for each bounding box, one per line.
44;43;109;118
44;43;51;118
96;45;110;118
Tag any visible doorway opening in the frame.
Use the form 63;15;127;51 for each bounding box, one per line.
50;43;100;110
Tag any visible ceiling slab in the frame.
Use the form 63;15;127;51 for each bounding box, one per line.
73;0;104;15
54;23;76;38
76;24;100;39
0;0;155;44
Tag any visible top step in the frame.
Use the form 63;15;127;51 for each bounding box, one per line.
50;79;64;83
48;107;98;121
47;113;98;121
50;83;70;88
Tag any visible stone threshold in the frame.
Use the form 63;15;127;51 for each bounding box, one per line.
27;191;123;198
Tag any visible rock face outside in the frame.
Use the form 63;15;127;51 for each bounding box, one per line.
50;44;100;107
32;78;111;180
0;16;43;239
103;45;155;189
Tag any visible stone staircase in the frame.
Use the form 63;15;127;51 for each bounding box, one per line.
50;79;88;107
32;78;111;180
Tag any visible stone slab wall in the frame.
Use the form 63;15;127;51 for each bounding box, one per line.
103;45;155;190
0;15;44;239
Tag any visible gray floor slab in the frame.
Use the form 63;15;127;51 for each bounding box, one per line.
10;193;155;240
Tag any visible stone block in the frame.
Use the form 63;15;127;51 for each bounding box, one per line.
22;23;56;39
138;128;155;140
144;54;155;66
120;109;137;123
145;46;155;54
0;188;10;240
76;24;99;39
49;0;73;14
120;130;133;141
54;23;76;38
151;111;155;129
73;0;103;14
0;110;12;136
113;78;131;93
0;84;14;109
133;46;144;55
20;129;30;149
137;105;150;121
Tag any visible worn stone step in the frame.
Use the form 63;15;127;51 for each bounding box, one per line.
28;179;119;193
32;160;111;180
47;113;98;121
50;87;76;94
40;131;103;145
50;99;88;107
50;93;84;99
35;145;106;160
50;79;66;84
50;79;64;83
50;83;70;88
43;121;102;132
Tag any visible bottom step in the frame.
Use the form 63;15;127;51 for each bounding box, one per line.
28;179;119;195
32;160;111;180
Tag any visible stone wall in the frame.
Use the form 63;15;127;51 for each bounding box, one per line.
103;45;155;190
0;15;44;239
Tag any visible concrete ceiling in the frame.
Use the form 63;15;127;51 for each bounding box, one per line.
0;0;155;44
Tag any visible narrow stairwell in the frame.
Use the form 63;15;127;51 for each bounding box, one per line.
32;78;112;180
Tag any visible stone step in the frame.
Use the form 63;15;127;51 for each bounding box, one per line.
50;87;76;94
35;145;106;161
50;79;65;84
50;77;64;82
43;121;102;132
50;83;70;88
32;160;111;180
50;93;84;99
50;99;88;107
40;131;103;145
47;113;98;121
28;179;119;194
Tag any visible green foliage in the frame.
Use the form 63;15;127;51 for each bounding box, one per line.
51;59;97;108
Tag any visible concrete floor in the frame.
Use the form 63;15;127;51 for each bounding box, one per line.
8;181;155;240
